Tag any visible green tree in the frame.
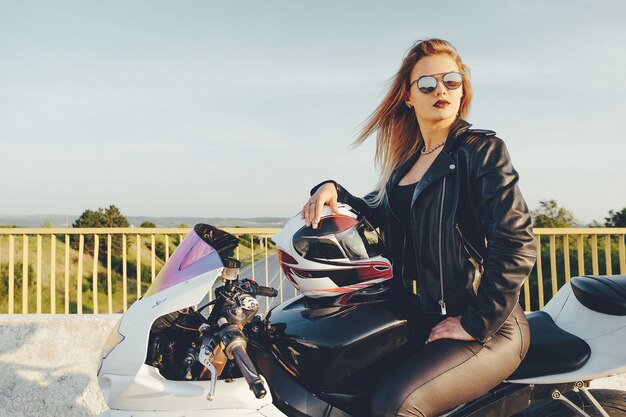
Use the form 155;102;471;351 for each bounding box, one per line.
605;208;626;227
71;205;129;261
140;221;156;228
73;205;129;229
531;199;577;228
73;209;105;228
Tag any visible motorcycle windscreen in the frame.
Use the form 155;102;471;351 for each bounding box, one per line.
143;228;224;298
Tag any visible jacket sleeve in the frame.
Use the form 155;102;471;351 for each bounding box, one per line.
460;138;537;343
310;180;384;229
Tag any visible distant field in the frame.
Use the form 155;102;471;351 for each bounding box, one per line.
0;215;288;228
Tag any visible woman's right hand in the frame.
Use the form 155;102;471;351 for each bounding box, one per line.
301;182;340;229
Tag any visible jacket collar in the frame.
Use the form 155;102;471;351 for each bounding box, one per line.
443;118;472;152
386;118;472;195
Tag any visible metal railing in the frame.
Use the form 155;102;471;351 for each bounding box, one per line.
0;227;281;315
524;228;626;311
1;227;625;314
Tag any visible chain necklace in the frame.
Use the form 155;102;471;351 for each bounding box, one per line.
421;141;446;154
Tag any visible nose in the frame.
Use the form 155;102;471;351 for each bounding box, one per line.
434;79;447;95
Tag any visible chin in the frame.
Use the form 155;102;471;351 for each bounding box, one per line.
425;111;457;123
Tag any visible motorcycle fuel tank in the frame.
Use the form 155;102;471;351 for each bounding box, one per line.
263;285;411;392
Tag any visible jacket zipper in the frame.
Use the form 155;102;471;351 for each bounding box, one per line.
438;176;447;315
454;224;484;265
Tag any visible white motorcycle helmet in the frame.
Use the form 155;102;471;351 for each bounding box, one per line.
273;203;392;298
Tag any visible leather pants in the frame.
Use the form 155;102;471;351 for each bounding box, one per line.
371;284;530;417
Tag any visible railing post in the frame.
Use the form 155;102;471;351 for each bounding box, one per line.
8;235;15;314
549;234;557;296
136;234;141;299
36;234;42;314
22;234;29;314
265;237;269;312
64;235;70;314
0;237;2;312
617;235;626;274
591;234;599;275
251;234;255;282
50;234;56;314
93;234;99;314
77;234;84;314
151;234;155;283
605;234;612;275
577;234;585;276
107;234;112;314
563;235;571;283
123;234;128;312
536;235;544;309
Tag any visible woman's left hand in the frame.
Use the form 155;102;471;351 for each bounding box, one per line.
426;316;476;344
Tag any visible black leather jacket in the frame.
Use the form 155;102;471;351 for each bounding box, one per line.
311;118;536;342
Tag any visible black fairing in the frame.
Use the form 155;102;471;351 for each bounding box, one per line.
571;275;626;316
193;223;239;259
262;286;411;395
248;341;353;417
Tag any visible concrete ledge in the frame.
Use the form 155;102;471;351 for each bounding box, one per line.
0;315;624;417
0;315;120;417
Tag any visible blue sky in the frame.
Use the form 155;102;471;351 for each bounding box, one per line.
0;1;625;224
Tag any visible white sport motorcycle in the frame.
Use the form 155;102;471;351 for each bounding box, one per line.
98;224;626;416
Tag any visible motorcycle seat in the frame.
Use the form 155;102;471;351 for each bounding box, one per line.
508;311;590;380
571;275;626;316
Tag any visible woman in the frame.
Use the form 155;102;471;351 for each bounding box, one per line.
301;39;536;417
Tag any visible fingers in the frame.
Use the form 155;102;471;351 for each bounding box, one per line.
329;196;340;215
301;200;315;227
427;329;451;344
301;186;339;229
427;320;450;343
309;200;319;228
300;202;310;223
301;199;322;228
425;316;474;344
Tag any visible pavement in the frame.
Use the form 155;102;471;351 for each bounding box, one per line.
0;315;116;417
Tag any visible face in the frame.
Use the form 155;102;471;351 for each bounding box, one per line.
406;54;463;126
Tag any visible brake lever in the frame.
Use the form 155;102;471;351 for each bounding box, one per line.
198;335;219;401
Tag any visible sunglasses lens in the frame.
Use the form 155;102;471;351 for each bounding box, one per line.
443;72;462;90
417;76;437;94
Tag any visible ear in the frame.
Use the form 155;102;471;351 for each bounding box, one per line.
404;91;412;108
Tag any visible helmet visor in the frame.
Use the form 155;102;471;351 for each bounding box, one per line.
294;217;385;261
335;218;385;261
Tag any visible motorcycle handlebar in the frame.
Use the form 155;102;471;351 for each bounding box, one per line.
231;344;267;399
255;285;278;298
240;279;278;298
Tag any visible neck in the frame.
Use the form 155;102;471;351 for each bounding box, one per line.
418;118;456;149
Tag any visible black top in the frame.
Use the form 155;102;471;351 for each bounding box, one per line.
389;181;418;282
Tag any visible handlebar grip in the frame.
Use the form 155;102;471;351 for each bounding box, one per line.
256;285;278;298
231;345;267;399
